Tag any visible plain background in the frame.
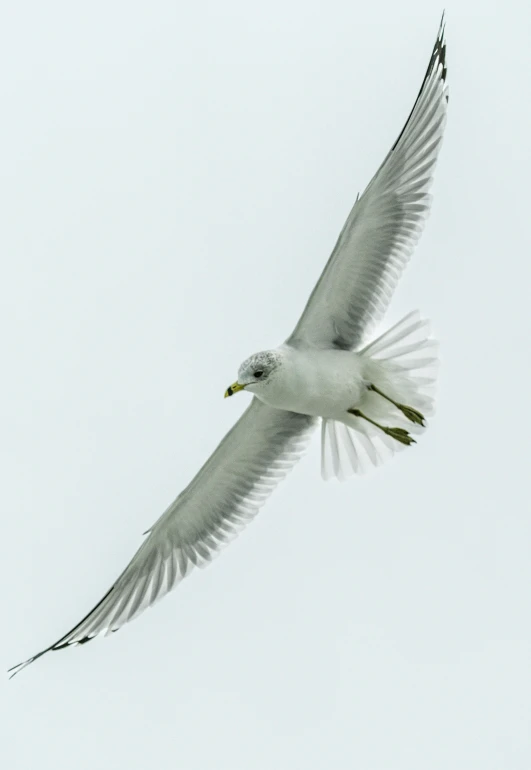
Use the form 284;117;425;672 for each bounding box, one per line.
2;1;530;768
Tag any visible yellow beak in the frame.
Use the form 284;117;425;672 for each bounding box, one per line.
224;381;245;398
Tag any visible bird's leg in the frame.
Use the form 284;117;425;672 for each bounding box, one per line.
348;408;416;446
367;384;426;426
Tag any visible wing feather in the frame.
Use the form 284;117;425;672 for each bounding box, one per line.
287;17;448;351
9;400;316;676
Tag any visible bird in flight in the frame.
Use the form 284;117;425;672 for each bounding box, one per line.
10;17;448;677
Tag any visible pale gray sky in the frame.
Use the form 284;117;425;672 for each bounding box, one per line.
2;1;530;768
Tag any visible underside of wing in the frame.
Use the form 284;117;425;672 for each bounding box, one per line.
9;400;317;677
287;17;448;351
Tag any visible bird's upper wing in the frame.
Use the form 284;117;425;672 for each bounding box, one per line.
287;18;448;351
9;400;316;677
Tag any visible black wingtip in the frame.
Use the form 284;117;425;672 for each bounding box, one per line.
390;14;448;152
427;12;448;86
8;648;49;679
8;632;101;679
435;12;448;85
8;583;119;678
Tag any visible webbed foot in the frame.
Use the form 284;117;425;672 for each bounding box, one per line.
383;426;416;446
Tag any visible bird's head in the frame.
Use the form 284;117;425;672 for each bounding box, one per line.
224;350;283;398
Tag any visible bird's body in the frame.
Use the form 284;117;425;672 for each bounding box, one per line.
10;16;448;677
255;345;367;418
233;309;437;477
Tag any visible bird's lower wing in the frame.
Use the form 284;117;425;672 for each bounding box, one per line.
287;16;448;351
9;400;317;677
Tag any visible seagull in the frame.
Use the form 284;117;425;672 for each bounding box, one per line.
9;18;448;677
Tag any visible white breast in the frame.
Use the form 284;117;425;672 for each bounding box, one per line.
257;346;368;419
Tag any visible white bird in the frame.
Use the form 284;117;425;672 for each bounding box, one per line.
10;17;448;677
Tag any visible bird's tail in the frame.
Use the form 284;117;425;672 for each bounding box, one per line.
321;311;439;480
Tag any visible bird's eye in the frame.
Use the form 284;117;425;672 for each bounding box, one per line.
254;370;264;379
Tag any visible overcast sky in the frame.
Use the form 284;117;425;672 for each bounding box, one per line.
2;1;530;768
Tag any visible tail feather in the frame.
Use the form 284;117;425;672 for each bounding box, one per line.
321;311;438;481
359;311;429;356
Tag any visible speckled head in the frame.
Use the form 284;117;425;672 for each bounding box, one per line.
224;350;283;398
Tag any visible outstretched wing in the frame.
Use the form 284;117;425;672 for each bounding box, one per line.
287;17;448;351
9;400;316;676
